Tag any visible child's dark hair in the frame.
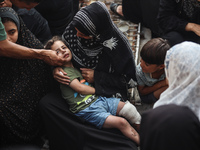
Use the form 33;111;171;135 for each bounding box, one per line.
45;36;67;49
18;0;43;4
140;38;170;65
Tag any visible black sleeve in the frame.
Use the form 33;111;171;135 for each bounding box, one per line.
94;70;128;100
157;0;188;34
16;8;52;44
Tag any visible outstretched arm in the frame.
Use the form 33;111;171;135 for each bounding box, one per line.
0;39;66;66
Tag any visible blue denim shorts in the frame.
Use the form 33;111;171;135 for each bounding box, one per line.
75;96;120;129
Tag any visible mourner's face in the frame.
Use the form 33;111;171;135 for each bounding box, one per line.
10;0;38;10
3;21;18;43
0;0;12;7
75;27;93;39
51;41;73;64
140;58;163;74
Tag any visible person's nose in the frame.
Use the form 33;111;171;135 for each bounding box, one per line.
59;48;66;54
140;60;144;68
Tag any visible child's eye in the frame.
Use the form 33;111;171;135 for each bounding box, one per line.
56;50;60;54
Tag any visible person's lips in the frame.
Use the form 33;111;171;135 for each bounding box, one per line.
63;53;69;58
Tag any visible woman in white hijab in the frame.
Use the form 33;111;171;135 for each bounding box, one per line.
154;41;200;121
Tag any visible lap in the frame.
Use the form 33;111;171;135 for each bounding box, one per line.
39;91;138;150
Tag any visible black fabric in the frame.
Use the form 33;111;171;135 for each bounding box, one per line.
94;70;128;101
122;0;142;24
63;2;137;100
39;92;138;150
1;145;40;150
122;0;161;37
0;7;52;147
35;0;79;36
161;30;200;46
12;5;52;44
140;104;200;150
157;0;200;45
93;50;129;100
140;0;161;37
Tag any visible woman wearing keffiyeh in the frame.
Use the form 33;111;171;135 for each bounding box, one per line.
157;0;200;46
54;1;137;101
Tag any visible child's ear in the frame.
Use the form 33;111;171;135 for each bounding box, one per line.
159;64;165;70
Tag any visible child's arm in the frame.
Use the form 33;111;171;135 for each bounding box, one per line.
138;78;167;96
70;78;95;95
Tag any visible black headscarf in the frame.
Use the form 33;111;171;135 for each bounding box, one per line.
140;104;200;150
0;7;51;145
63;1;136;81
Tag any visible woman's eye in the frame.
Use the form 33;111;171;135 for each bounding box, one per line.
9;30;15;35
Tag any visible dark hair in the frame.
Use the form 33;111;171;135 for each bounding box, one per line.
140;38;171;65
44;36;67;49
18;0;43;4
1;17;16;25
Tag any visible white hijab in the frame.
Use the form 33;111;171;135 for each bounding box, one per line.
154;41;200;121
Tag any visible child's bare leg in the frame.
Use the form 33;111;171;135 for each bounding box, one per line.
103;115;140;145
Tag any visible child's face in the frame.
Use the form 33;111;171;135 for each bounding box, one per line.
51;41;72;64
140;58;163;74
3;21;18;43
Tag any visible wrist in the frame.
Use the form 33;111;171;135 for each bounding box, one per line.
185;23;195;32
32;49;45;60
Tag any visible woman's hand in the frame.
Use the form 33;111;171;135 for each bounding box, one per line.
53;67;70;85
80;68;94;83
186;23;200;37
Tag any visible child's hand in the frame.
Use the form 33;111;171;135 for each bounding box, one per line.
53;67;70;85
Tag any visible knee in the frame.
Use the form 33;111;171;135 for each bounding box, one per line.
119;101;141;124
118;118;129;130
162;31;184;46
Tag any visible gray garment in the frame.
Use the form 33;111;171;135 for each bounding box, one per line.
136;63;165;86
